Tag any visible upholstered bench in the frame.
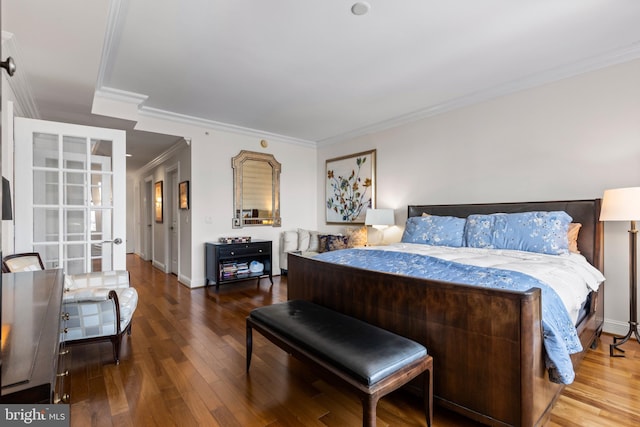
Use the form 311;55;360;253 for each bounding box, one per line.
246;300;432;427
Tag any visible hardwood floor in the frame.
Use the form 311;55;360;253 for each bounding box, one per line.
68;254;640;426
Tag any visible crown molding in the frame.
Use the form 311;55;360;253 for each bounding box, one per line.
95;86;148;105
317;42;640;146
139;106;316;147
133;138;188;176
95;0;128;91
94;85;316;147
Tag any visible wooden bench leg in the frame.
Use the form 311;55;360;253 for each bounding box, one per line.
424;361;433;427
246;319;253;371
362;395;379;427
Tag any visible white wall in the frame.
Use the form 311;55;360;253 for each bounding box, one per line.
1;95;14;254
190;130;317;287
1;34;21;254
317;58;640;335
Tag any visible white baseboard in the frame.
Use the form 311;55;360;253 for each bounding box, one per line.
602;318;631;336
177;273;197;288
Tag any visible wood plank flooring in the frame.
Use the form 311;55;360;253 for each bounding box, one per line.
68;254;640;426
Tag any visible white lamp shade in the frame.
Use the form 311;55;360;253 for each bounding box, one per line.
600;187;640;221
365;208;395;226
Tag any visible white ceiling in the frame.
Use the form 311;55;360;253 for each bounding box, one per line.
4;1;640;169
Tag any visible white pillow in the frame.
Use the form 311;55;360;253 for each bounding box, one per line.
282;230;299;252
308;231;320;252
298;229;311;251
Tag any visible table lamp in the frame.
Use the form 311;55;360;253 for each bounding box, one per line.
365;208;394;245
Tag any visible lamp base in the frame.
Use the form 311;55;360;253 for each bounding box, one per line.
610;321;640;357
368;227;386;246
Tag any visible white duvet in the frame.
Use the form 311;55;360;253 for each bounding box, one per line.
362;243;606;325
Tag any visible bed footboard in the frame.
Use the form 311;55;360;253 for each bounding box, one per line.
288;253;564;427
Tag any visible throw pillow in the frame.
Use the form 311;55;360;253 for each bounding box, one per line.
568;222;581;254
282;230;299;252
401;215;465;247
297;228;311;251
465;211;572;255
308;231;320;252
345;226;368;248
318;234;348;252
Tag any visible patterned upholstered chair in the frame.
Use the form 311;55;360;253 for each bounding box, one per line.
63;270;138;364
2;252;138;364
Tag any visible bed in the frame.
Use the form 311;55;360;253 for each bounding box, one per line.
287;199;604;427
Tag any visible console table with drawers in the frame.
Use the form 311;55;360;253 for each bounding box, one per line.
205;239;273;290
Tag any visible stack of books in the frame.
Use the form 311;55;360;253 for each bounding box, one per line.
220;261;252;279
236;262;250;278
221;262;238;279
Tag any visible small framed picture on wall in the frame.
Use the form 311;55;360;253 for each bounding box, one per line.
179;180;189;210
155;181;163;223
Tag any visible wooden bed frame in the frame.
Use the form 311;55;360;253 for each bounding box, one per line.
287;199;604;427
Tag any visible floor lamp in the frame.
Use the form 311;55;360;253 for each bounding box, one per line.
600;187;640;357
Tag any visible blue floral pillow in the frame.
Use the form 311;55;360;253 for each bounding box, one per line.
401;215;465;247
463;214;496;249
464;211;572;255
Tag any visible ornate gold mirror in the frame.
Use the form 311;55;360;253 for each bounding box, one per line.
232;150;281;228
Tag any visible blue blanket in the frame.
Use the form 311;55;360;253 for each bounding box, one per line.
314;248;582;384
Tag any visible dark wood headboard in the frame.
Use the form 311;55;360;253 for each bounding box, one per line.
407;199;603;271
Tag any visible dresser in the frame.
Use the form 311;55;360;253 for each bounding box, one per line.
1;269;69;404
205;240;273;290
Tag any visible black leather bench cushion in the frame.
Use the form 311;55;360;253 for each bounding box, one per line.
249;300;427;386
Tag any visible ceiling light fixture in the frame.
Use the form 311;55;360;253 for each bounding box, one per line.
351;2;370;16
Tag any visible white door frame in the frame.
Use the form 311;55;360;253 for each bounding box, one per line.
141;175;153;261
166;164;180;276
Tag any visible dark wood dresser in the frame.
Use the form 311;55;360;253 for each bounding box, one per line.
205;240;273;290
1;269;69;403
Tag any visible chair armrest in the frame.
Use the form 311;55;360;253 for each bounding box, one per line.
63;287;114;302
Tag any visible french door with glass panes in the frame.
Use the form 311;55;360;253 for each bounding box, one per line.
14;117;126;273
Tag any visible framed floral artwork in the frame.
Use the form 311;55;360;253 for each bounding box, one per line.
325;149;376;224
